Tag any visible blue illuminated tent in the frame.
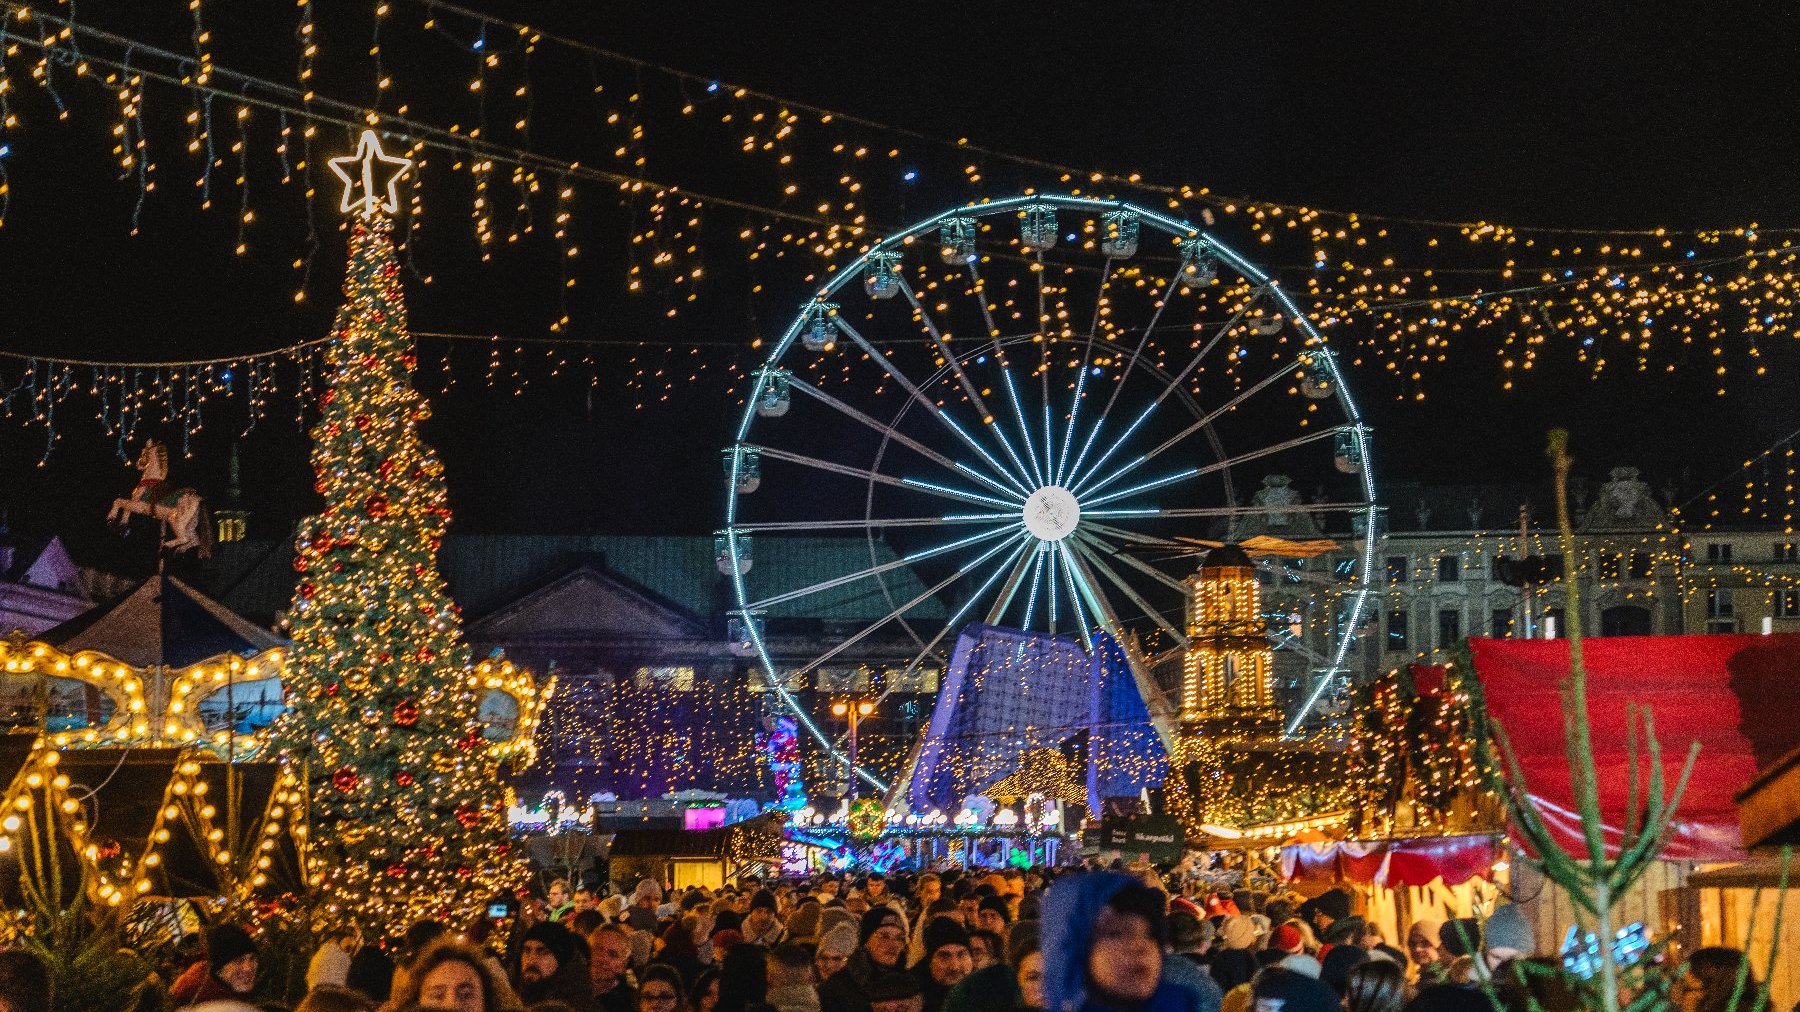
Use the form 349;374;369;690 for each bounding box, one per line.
900;623;1166;814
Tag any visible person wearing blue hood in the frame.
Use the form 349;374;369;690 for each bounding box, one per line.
1041;872;1216;1012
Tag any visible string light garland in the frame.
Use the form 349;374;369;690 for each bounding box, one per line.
0;2;1788;404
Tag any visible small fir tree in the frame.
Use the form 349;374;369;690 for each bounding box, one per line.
274;172;520;931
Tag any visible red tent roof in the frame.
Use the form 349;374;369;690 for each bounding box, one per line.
1468;633;1800;862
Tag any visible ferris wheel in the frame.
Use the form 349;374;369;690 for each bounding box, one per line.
721;194;1379;792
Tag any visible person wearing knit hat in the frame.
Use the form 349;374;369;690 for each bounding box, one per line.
514;920;597;1008
1406;919;1447;984
816;922;859;983
1281;953;1324;979
1320;944;1369;995
1254;967;1339;1012
818;907;909;1012
1218;914;1259;951
1170;912;1216;967
1302;888;1364;951
168;924;260;1007
1270;922;1305;956
913;917;974;1012
819;907;859;945
975;895;1012;937
744;889;787;947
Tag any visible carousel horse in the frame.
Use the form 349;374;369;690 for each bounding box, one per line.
107;440;211;557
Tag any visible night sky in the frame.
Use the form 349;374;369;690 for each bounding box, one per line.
1;2;1798;559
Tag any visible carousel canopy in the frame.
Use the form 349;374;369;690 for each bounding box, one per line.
1469;633;1800;862
36;573;283;668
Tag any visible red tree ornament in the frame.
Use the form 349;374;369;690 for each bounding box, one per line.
394;699;420;727
332;767;361;793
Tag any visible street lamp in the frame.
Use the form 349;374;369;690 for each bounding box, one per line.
830;697;876;799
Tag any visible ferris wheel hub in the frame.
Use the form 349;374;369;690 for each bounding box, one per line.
1023;485;1081;542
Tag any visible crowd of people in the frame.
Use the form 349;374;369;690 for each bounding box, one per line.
0;866;1777;1012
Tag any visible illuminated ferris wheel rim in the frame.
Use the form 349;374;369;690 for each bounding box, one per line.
723;194;1380;794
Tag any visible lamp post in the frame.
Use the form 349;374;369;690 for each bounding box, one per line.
830;697;876;799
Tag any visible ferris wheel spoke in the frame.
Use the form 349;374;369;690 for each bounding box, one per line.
998;368;1046;487
1054;362;1091;486
784;532;1031;682
1082;466;1206;509
897;276;999;426
742;525;1020;612
787;375;1025;502
1055;541;1096;652
746;443;1019;510
1070;536;1187;647
1064;278;1192;483
984;541;1041;625
1018;544;1047;631
731;513;1015;533
1086;495;1373;523
883;535;1039;696
1063;545;1181;751
1073;530;1190;594
1072;355;1301;500
1065;283;1271;494
832;317;1034;497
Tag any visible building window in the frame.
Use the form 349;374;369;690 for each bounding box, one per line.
1777;543;1799;563
1386;611;1409;652
1776;591;1800;618
633;666;695;691
1598;552;1622;580
1706;589;1734;617
1544;607;1566;638
1437;609;1462;648
1490;609;1514;639
1706;543;1733;564
816;666;873;694
748;668;806;694
1386;557;1409;583
1629;551;1653;579
1436;556;1460;582
884;666;941;695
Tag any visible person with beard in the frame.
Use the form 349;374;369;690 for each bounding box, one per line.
817;907;909;1012
911;918;974;1012
515;922;599;1011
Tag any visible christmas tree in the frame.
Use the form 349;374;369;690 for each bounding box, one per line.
275;132;521;932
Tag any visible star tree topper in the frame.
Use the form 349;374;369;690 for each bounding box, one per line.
329;129;413;218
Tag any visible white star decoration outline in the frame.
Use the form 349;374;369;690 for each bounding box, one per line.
328;129;413;218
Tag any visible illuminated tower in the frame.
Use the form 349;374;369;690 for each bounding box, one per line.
1181;544;1276;723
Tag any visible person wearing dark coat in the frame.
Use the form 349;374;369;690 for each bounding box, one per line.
516;921;601;1011
911;917;974;1012
817;907;909;1012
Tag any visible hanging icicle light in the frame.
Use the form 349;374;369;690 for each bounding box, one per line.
1176;237;1218;289
1101;209;1139;258
800;301;839;352
755;366;792;417
940;217;977;264
864;249;904;300
1019;204;1057;252
723;445;762;493
1298;347;1336;400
